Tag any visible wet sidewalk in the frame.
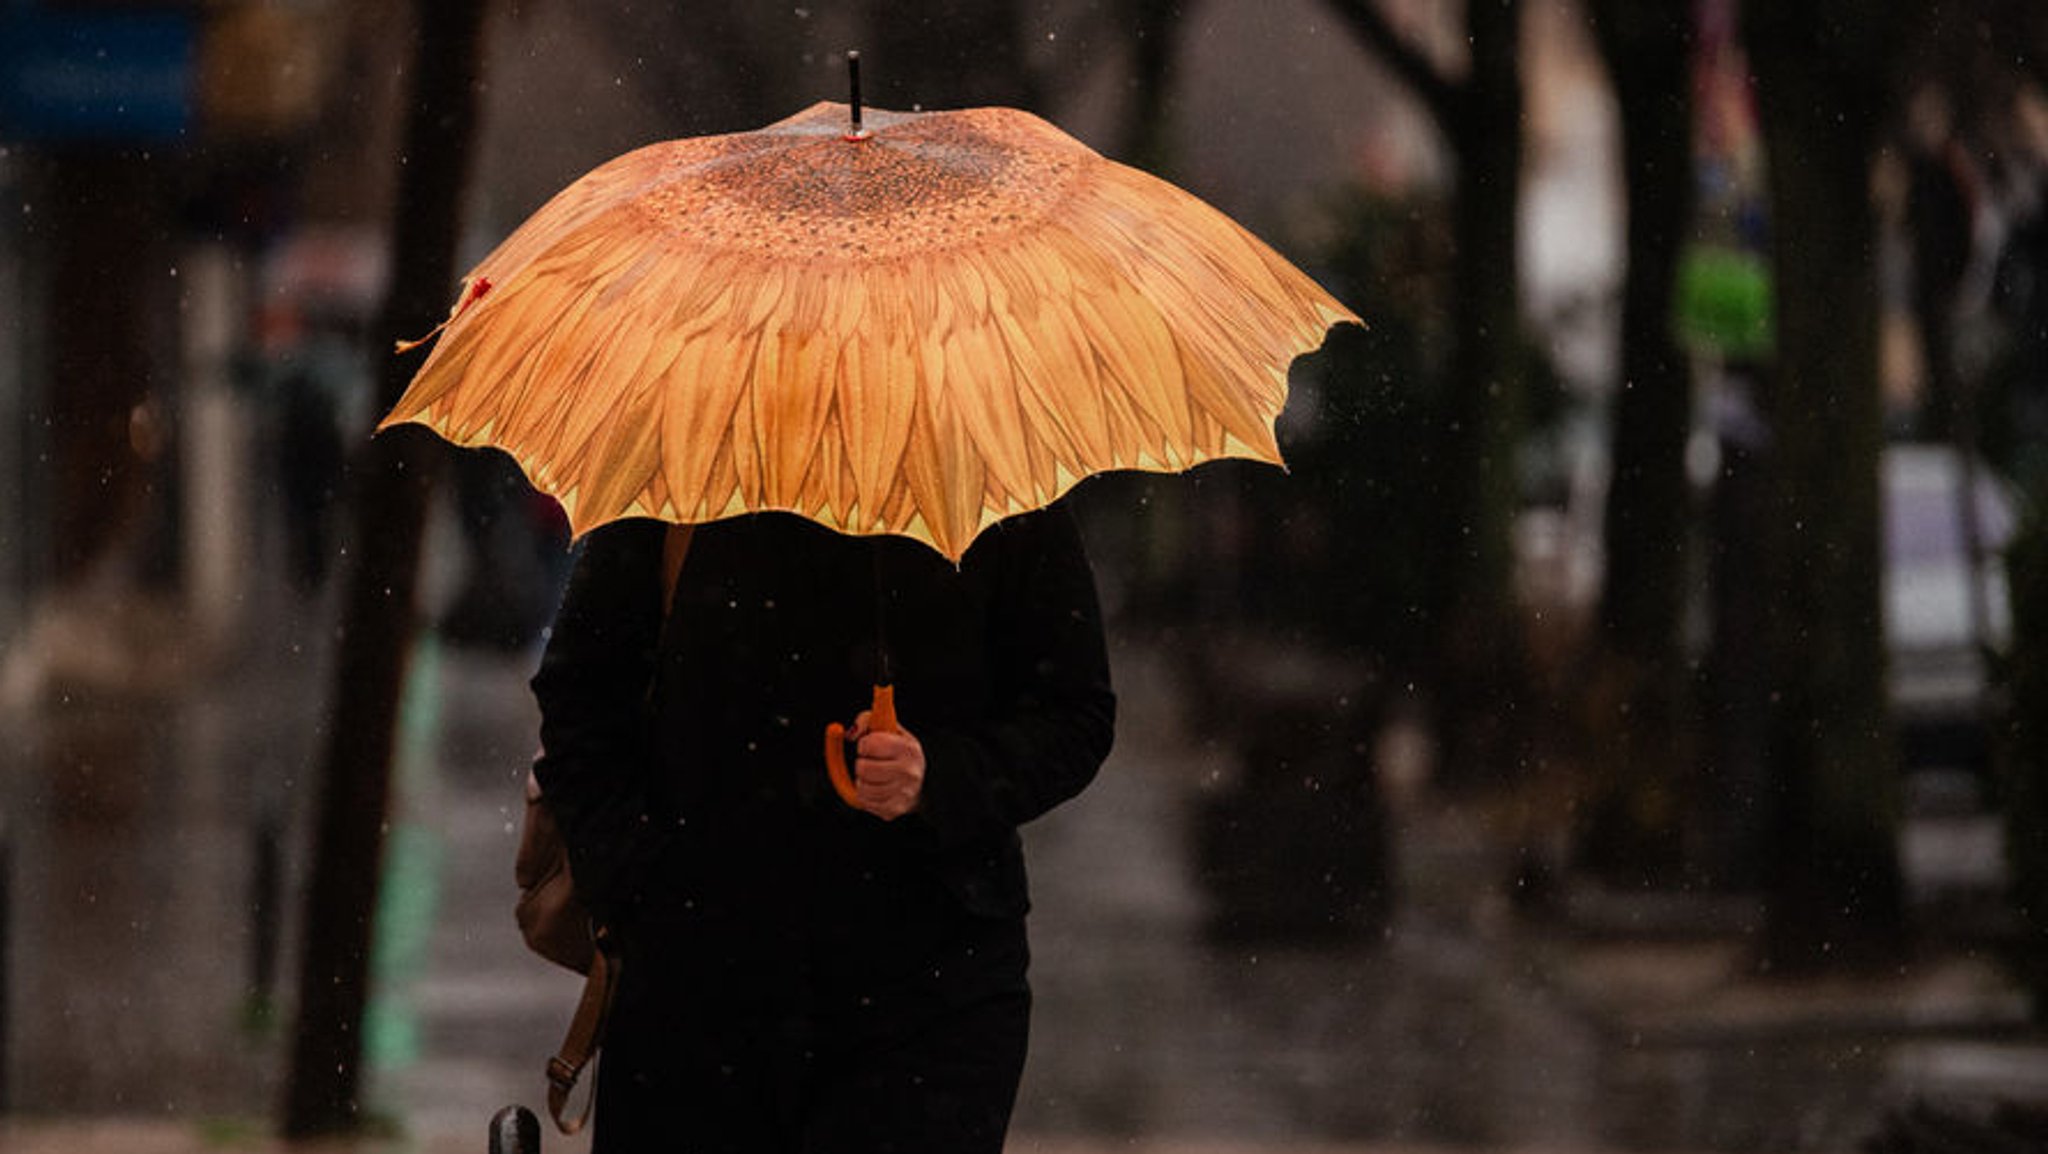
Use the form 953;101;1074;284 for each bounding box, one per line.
0;1117;1673;1154
1;577;2041;1153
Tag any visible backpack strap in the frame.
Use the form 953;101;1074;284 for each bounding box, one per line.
541;522;694;1135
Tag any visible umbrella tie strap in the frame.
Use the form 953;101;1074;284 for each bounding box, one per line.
395;275;494;354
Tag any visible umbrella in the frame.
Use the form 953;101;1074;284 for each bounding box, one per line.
379;97;1358;560
379;77;1359;801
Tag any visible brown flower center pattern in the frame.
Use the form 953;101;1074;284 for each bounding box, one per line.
638;104;1087;263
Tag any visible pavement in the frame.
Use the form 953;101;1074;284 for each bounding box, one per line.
0;1118;1674;1154
1;541;2044;1154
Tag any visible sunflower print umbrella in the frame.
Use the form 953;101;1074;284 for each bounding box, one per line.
379;98;1359;562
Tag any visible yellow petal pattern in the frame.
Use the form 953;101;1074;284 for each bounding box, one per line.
380;101;1361;560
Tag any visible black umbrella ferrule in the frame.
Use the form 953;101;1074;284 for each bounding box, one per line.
845;50;871;141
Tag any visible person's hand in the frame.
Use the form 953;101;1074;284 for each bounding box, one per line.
846;710;924;821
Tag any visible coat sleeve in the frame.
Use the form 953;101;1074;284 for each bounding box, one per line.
911;506;1117;847
529;518;671;924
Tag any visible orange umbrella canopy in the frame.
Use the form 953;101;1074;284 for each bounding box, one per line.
380;100;1360;560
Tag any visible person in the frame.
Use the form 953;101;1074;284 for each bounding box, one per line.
529;503;1116;1153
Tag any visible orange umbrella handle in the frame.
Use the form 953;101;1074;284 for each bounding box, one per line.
823;684;898;809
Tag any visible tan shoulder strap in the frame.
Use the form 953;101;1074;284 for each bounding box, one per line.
544;937;617;1134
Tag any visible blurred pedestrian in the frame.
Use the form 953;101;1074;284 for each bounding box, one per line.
1905;85;1984;440
440;451;572;651
529;505;1115;1153
275;348;346;594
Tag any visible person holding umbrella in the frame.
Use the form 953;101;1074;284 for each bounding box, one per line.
532;502;1113;1151
383;82;1356;1151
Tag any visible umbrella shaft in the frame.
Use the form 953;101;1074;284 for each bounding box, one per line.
872;537;892;684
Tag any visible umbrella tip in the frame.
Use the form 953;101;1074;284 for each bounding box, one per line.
844;50;871;141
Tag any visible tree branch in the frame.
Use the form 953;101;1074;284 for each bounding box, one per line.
1320;0;1462;133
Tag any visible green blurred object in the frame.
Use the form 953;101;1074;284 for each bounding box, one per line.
1678;244;1774;359
366;635;446;1072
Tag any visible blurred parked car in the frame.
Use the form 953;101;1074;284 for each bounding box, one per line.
1883;443;2016;775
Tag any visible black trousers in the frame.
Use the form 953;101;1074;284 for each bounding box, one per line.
592;913;1032;1154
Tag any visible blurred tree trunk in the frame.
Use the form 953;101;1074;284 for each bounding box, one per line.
1322;0;1529;785
2008;503;2048;1015
1577;0;1697;881
1120;0;1186;172
862;2;1042;112
1745;1;1908;969
282;0;491;1134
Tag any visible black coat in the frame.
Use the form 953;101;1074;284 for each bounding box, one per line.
530;506;1115;1005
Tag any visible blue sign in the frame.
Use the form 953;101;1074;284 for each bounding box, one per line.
0;9;196;143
